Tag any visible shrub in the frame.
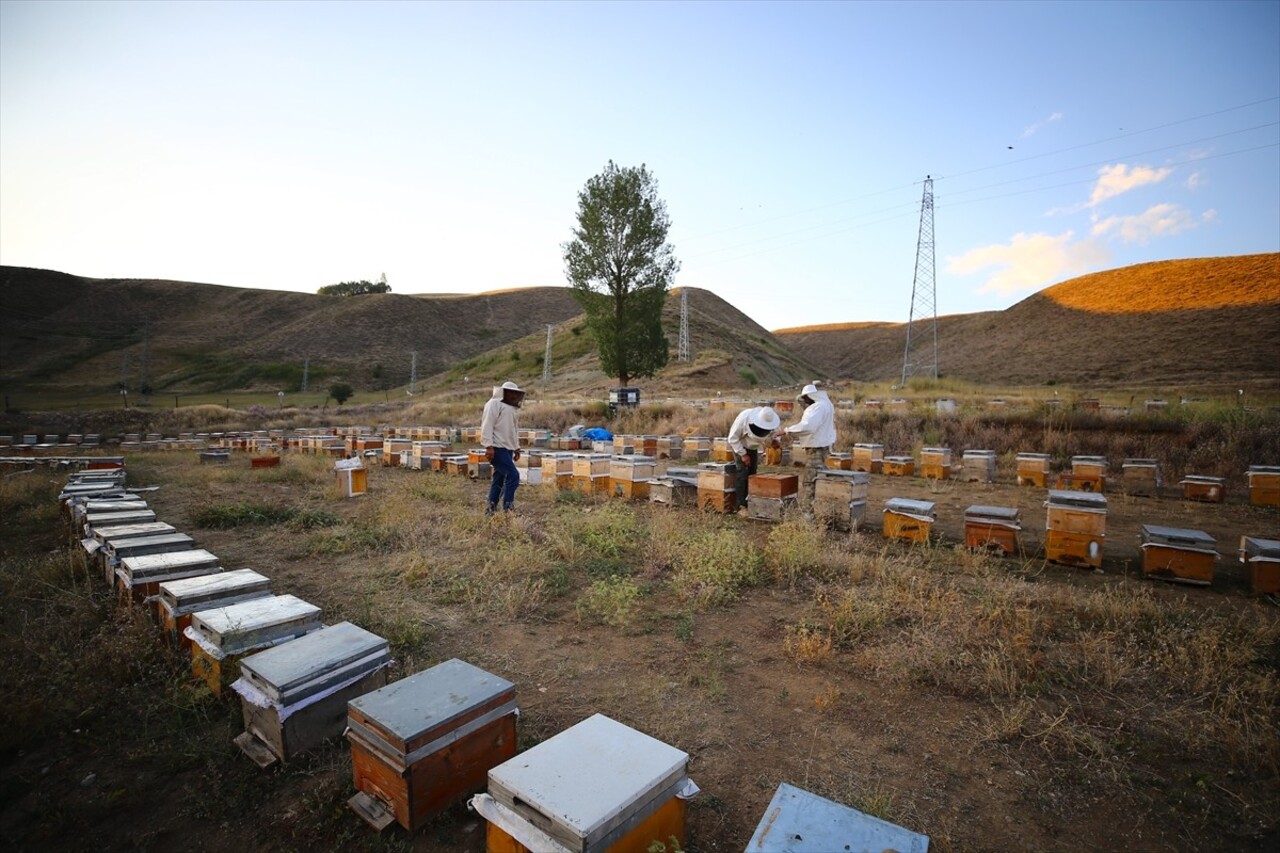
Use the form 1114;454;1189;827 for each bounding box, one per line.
577;576;642;627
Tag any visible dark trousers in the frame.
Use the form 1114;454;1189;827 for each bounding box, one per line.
734;448;759;506
488;447;520;509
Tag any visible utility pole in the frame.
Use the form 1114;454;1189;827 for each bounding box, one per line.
301;357;310;393
140;317;151;396
409;351;418;395
542;325;554;383
901;176;938;386
120;351;129;390
677;289;690;362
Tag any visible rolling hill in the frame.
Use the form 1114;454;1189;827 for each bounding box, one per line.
775;254;1280;388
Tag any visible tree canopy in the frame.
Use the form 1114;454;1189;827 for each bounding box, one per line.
328;382;354;406
317;273;391;297
562;161;679;387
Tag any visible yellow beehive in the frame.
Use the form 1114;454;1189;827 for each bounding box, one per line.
572;453;611;478
882;455;915;477
1247;466;1280;507
1016;453;1051;487
882;498;935;543
852;443;883;474
1122;458;1162;497
824;452;853;471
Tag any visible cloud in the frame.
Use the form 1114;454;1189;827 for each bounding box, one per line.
1201;208;1217;223
1088;163;1172;207
946;231;1110;297
1091;203;1197;243
1185;171;1204;190
1021;111;1063;138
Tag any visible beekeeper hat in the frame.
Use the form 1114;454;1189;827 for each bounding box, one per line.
797;383;819;401
501;381;525;394
749;406;781;432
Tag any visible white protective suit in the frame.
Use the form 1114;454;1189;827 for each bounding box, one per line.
785;385;836;448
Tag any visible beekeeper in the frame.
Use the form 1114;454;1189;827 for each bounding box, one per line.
784;383;836;518
727;405;781;507
481;380;525;514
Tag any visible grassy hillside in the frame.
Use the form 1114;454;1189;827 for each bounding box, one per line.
776;254;1280;389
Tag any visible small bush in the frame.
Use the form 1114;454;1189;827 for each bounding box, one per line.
577;576;642;627
191;502;297;528
670;528;762;608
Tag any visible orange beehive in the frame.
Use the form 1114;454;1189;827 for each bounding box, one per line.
920;447;951;481
851;443;884;474
711;437;735;463
1044;490;1106;568
882;498;935;543
611;479;650;500
1240;536;1280;595
1045;530;1104;569
1180;475;1225;503
1140;525;1216;586
1122;459;1162;497
573;475;610;496
1247;466;1280;507
964;505;1022;555
748;473;800;499
882;456;915;477
1068;456;1107;492
698;487;737;513
824;452;853;471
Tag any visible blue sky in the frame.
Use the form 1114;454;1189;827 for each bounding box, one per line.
1;0;1276;330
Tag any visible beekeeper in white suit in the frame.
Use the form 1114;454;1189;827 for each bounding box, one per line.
784;383;836;518
727;405;781;508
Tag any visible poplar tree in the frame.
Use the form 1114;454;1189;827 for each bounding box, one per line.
562;161;679;387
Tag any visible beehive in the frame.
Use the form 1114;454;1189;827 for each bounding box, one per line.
541;453;574;480
1122;458;1162;497
1044;490;1106;568
697;464;737;513
347;659;517;832
117;549;221;604
1140;525;1217;586
85;508;157;530
475;713;694;853
445;455;469;476
1068;455;1108;492
883;498;935;543
1016;453;1051;487
233;622;391;766
814;498;868;532
1247;465;1280;507
251;455;282;469
920;447;952;480
612;435;637;455
964;505;1022;555
655;436;683;459
962;450;997;483
609;455;657;483
824;452;853;471
1240;536;1280;595
683;437;712;462
199;451;231;464
711;437;734;463
157;568;272;650
746;782;929;853
749;473;800;499
101;533;195;577
572;453;611;479
882;456;915;477
813;470;870;503
650;469;700;508
1180;475;1226;503
186;595;323;697
335;460;368;497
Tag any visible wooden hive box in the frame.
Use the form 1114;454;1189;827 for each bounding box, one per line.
882;456;915;478
157;568;272;650
185;595;323;697
611;435;636;455
882;498;935;543
655;436;682;459
749;473;799;499
696;463;735;492
347;659;517;832
698;487;737;514
1240;536;1280;595
1045;490;1107;535
445;456;470;477
1016;453;1051;487
518;466;543;485
649;477;698;508
475;713;693;853
572;453;611;479
1069;456;1108;492
921;447;952;467
1045;529;1104;569
611;479;650;500
746;495;797;522
1122;459;1162;497
541;453;574;477
815;498;867;532
1247;465;1280;507
609;455;656;483
639;436;659;457
746;782;929;853
117;549;221;605
573;475;611;496
85;508;157;530
101;533;196;586
469;461;492;480
962;450;997;483
233;621;391;767
683;437;712;462
199;450;230;464
335;464;368;497
1140;525;1217;586
824;452;853;471
1180;475;1226;503
250;455;281;469
964;505;1022;555
711;437;735;463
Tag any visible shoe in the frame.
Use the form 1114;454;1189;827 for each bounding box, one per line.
503;505;516;514
485;504;497;516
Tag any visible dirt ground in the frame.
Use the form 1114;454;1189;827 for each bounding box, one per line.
2;455;1278;853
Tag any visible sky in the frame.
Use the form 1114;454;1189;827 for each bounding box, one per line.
1;0;1277;331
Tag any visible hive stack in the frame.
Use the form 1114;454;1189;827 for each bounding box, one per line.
471;713;696;853
185;594;323;697
609;455;656;500
157;569;272;649
1239;536;1280;594
1122;459;1162;497
1044;490;1106;568
347;659;518;832
961;450;997;483
746;473;799;522
117;549;221;605
852;443;883;474
1246;465;1280;506
1016;452;1051;487
824;452;853;471
813;470;869;531
696;463;737;513
540;453;574;489
1139;525;1217;586
920;447;952;480
883;455;915;477
650;467;699;508
467;448;492;480
572;453;611;496
964;505;1022;555
232;621;391;766
1070;456;1107;492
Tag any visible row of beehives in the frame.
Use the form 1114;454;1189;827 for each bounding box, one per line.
62;464;931;851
